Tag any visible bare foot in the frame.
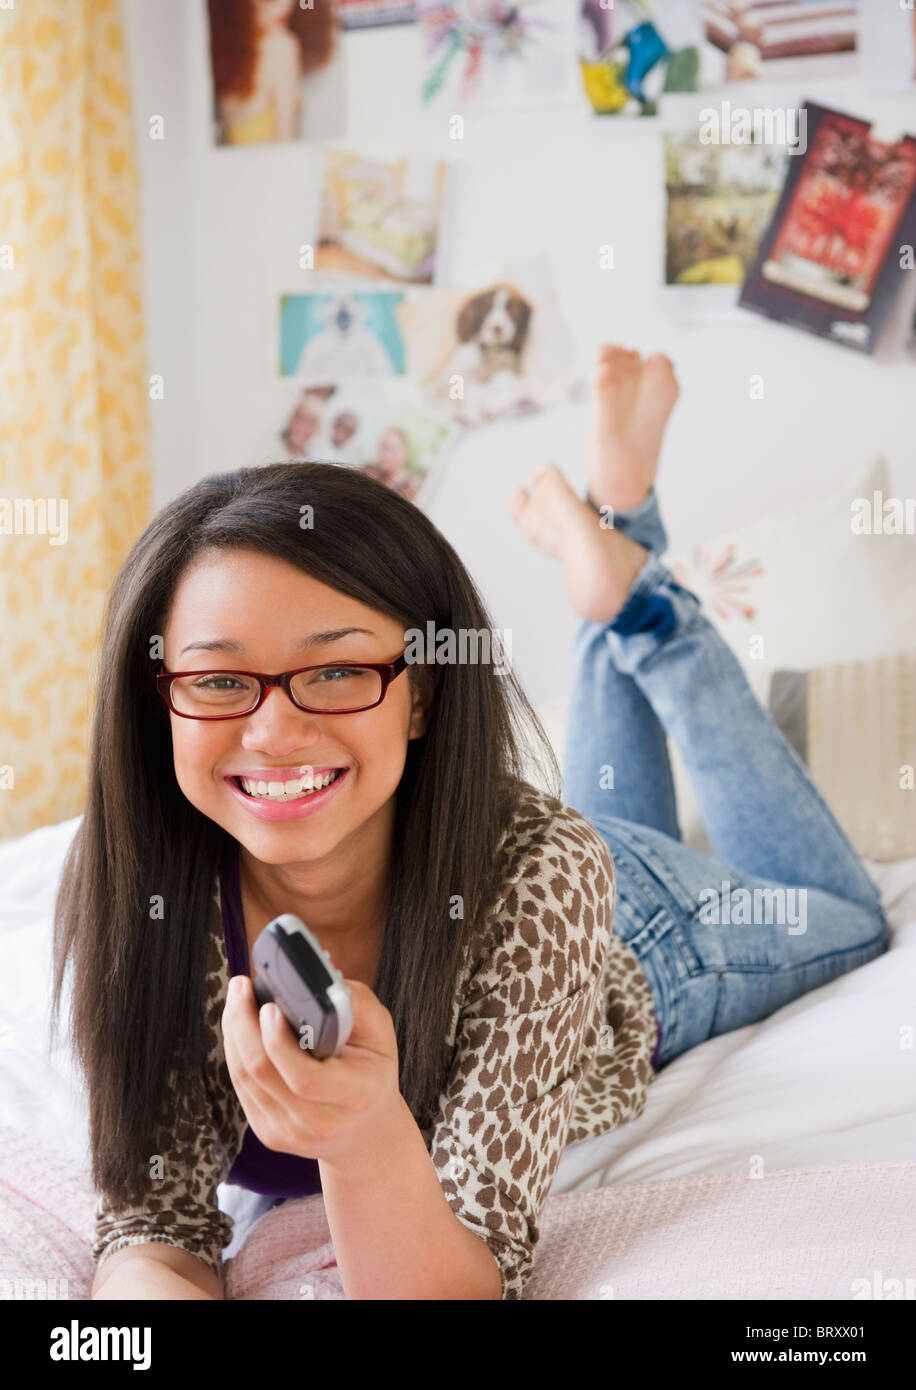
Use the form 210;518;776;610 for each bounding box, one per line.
510;463;648;623
588;345;679;513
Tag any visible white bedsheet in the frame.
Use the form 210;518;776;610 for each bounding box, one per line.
552;855;916;1191
2;815;914;1208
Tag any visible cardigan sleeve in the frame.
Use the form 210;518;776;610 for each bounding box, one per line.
427;802;616;1300
91;1065;235;1281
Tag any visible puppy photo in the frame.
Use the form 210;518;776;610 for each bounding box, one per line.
399;260;581;428
456;286;532;373
448;285;534;424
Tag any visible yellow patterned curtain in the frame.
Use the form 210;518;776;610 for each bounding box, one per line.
0;0;150;841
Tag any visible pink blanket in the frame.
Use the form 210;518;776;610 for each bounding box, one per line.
2;1126;913;1299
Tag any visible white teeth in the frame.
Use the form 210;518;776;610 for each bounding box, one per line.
238;770;341;801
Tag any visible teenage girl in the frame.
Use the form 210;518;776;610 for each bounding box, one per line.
55;346;887;1300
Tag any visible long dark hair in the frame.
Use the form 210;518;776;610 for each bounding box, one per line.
50;461;560;1207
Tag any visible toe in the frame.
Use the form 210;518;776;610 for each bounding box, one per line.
644;352;678;382
594;346;641;387
508;487;530;523
530;460;561;489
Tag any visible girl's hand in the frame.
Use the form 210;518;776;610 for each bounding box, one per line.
221;973;400;1168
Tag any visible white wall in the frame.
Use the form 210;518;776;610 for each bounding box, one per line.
124;0;916;708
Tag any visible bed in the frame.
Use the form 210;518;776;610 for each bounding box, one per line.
1;810;914;1300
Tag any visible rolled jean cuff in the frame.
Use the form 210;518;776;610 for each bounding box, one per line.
603;552;700;673
586;486;669;555
608;551;673;634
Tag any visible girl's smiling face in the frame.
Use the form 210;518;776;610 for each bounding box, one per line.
161;547;428;867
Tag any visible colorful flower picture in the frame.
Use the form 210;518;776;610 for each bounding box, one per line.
419;1;580;111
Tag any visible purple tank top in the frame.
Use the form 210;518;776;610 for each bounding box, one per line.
220;841;323;1200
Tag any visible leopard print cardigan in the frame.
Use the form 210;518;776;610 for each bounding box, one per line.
91;783;659;1299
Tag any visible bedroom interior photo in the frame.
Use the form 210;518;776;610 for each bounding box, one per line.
0;0;914;1334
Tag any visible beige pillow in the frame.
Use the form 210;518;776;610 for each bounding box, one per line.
805;651;916;862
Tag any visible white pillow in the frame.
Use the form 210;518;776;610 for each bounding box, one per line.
666;456;916;683
533;458;916;851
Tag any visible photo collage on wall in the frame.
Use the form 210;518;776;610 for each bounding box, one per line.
577;1;913;114
272;143;457;509
664;104;916;349
202;2;588;508
202;0;916;486
654;2;916;349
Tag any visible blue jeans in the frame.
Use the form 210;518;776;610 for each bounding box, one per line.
563;490;889;1069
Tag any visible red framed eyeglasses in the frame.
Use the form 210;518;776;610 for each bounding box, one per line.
155;653;410;720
